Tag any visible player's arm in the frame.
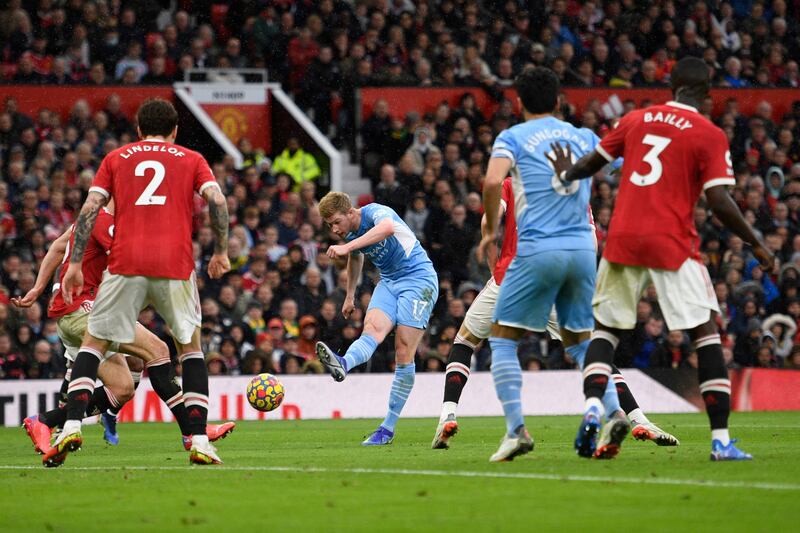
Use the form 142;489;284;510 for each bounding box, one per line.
61;190;108;305
479;199;506;270
547;142;610;181
705;186;774;269
478;157;511;262
339;218;395;254
203;184;231;279
11;227;71;308
342;252;364;318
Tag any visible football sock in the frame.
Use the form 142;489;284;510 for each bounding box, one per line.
343;334;378;372
180;352;209;436
87;386;119;417
146;357;191;435
380;362;415;432
627;408;651;426
440;337;475;421
65;348;103;422
582;331;617;403
40;406;67;429
489;337;524;437
58;370;70;408
695;334;731;444
611;369;645;417
566;339;621;420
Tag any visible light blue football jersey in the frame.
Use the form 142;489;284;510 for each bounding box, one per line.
491;116;600;256
345;203;435;281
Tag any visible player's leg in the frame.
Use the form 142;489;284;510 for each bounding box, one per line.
317;281;394;381
487;254;562;462
613;369;680;446
651;259;748;460
45;272;145;467
575;258;645;458
364;275;437;445
432;278;498;449
363;324;425;446
148;273;223;464
100;356;143;445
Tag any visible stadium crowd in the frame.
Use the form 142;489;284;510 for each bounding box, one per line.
2;0;800;379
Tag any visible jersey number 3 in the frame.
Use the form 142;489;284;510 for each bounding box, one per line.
631;134;671;187
135;160;167;205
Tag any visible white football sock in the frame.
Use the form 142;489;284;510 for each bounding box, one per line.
627;408;651;426
62;420;81;436
711;429;730;446
440;401;457;422
584;397;604;419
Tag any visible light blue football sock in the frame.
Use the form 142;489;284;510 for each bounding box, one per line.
489;337;524;437
380;363;415;432
566;339;621;420
343;334;379;372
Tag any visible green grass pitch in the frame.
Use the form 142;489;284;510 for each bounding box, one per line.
1;412;798;532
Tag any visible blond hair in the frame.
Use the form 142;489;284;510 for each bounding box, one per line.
318;191;353;219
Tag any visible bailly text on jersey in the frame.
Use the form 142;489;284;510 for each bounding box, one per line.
120;144;187;159
643;111;693;131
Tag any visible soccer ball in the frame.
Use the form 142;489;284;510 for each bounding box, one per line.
246;373;285;412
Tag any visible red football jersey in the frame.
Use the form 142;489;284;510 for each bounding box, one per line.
89;139;218;280
49;209;114;318
493;178;517;284
596;101;734;270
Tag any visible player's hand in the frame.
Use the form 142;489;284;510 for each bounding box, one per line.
327;244;350;259
61;263;84;306
342;297;355;319
753;244;775;272
11;287;43;308
546;142;573;183
208;253;231;279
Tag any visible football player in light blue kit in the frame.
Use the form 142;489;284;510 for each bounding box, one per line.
316;191;439;445
478;66;631;461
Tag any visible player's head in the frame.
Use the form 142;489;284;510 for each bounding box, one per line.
670;56;710;102
319;191;357;238
514;66;560;116
136;98;178;140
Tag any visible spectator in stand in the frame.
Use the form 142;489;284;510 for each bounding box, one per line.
373;164;409;216
271;137;321;193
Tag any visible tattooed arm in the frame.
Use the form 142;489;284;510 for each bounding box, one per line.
203;184;231;279
61;191;108;305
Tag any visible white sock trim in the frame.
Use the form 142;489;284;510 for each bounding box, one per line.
582;362;612;380
694;334;721;349
454;334;478;351
591;330;619;350
700;378;731;394
446;362;470;378
79;346;104;361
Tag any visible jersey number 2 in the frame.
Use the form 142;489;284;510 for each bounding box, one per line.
631;134;671;186
135;160;167;205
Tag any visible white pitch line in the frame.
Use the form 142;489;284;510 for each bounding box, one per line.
0;464;796;491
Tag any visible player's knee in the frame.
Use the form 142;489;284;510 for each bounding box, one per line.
362;321;388;343
126;356;144;373
149;337;170;361
110;381;135;404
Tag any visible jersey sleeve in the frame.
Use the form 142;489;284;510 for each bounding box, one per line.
491;129;520;166
698;127;735;190
368;204;396;225
91;211;114;252
597;113;636;163
89;156;113;199
194;154;219;195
